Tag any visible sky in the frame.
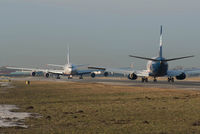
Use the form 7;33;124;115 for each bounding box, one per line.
0;0;200;69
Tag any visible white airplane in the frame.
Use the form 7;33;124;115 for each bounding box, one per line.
89;26;199;82
7;48;95;79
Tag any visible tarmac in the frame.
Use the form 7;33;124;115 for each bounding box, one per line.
8;76;200;90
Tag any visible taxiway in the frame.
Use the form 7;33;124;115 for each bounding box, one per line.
8;77;200;90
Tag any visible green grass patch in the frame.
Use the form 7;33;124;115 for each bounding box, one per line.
1;81;200;134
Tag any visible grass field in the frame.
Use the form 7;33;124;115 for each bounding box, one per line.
1;81;200;134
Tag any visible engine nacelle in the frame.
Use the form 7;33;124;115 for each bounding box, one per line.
31;72;36;76
128;73;138;80
91;73;96;78
104;72;109;77
176;73;186;80
45;73;50;78
92;71;101;75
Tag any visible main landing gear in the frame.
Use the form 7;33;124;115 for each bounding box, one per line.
153;77;157;82
141;77;157;82
168;77;174;82
79;75;83;79
68;75;73;79
141;77;148;83
140;77;175;83
56;75;60;79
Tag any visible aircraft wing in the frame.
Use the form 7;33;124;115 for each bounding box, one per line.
108;68;149;77
76;69;95;75
47;70;64;75
167;68;200;77
75;64;90;68
6;67;65;75
105;68;132;75
46;64;64;68
6;67;48;72
47;64;90;69
88;66;149;77
135;70;149;77
167;70;184;77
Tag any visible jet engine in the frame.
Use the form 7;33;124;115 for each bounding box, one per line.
91;73;96;78
128;73;138;80
45;73;50;78
31;72;36;76
104;72;109;77
176;73;186;80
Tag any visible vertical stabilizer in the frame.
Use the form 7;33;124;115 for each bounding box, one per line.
67;46;70;64
159;25;163;58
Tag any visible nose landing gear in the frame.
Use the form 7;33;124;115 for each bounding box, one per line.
141;77;148;83
168;77;174;82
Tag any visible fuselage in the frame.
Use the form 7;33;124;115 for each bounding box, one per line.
147;57;168;77
63;64;77;75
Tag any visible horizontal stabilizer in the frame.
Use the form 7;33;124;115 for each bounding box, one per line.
129;55;194;62
129;55;160;61
165;55;194;61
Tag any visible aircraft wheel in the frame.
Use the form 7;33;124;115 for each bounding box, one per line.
168;78;171;82
153;78;157;82
171;78;174;82
141;78;145;83
142;77;148;83
145;78;148;82
79;75;83;79
168;77;174;82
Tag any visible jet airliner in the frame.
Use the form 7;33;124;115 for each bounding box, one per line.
7;47;95;79
89;26;196;82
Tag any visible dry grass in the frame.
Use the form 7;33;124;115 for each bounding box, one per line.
1;81;200;134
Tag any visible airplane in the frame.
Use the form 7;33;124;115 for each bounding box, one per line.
89;26;197;82
7;47;95;79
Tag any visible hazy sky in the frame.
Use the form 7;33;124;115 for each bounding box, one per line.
1;0;200;69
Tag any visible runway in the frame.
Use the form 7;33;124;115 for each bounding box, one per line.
7;76;200;90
